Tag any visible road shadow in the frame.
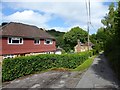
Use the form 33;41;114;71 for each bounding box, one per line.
91;53;120;88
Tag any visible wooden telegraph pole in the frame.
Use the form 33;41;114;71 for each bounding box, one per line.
86;0;91;51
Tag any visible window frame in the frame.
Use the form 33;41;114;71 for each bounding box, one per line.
44;39;53;45
34;39;40;45
8;37;23;45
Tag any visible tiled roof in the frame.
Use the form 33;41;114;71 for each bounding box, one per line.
84;42;94;46
0;22;55;39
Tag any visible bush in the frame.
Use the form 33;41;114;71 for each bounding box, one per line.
2;51;93;82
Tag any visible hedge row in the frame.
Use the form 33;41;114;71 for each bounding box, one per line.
2;51;93;82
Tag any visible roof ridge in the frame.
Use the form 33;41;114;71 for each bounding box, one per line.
10;22;41;30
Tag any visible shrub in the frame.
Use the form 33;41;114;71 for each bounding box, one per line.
2;51;93;82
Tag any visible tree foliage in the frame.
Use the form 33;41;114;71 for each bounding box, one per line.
47;27;88;52
99;2;120;79
90;27;107;52
63;26;88;51
46;29;65;48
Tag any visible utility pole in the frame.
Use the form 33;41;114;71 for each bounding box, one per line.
85;0;91;51
87;19;90;51
87;0;90;51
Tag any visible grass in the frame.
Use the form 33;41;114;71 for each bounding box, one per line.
73;55;96;71
48;55;97;72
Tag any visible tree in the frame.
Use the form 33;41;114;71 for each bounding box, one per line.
96;27;107;42
100;3;117;54
115;2;120;45
112;1;120;77
101;2;120;79
90;34;97;45
101;3;116;38
90;27;107;51
63;26;88;51
46;29;65;48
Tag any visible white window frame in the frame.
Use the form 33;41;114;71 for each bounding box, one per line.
8;37;23;44
44;39;53;45
3;55;15;59
34;39;40;45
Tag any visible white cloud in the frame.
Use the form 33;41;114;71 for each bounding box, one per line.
2;2;109;34
3;10;52;27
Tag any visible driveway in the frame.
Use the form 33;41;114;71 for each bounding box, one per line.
2;70;84;88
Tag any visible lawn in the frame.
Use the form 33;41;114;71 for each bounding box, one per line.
73;55;96;71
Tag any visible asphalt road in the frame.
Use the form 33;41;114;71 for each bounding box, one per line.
76;53;120;88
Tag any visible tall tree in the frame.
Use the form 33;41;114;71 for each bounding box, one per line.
90;34;97;44
63;26;88;51
101;2;120;79
101;3;116;38
100;3;116;54
115;2;120;45
46;29;65;48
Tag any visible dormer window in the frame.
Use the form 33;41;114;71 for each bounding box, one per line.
44;39;53;45
34;39;40;45
8;37;23;44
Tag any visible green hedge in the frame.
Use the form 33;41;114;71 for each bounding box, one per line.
2;51;93;82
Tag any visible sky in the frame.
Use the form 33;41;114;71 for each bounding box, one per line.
0;0;117;34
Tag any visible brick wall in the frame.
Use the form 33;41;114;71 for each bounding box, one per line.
2;37;56;55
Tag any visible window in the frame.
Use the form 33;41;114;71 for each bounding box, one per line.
3;55;15;59
34;39;40;44
44;39;53;45
8;37;23;44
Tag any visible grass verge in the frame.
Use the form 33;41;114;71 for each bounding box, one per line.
73;55;96;71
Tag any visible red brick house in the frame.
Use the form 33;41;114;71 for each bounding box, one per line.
0;22;56;59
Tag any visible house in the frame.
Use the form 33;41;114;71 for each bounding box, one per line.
0;22;56;59
55;46;63;55
74;39;93;53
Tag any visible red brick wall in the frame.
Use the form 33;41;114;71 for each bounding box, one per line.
2;37;56;55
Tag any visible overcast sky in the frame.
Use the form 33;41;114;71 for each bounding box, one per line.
1;0;116;34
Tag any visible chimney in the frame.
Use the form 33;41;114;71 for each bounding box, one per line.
77;39;81;46
1;22;8;26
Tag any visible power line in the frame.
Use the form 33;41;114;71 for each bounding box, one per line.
90;23;96;32
85;0;97;39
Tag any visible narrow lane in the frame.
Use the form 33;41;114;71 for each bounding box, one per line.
76;53;120;88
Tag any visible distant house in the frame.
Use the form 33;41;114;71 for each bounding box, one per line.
55;46;63;55
0;22;56;59
74;39;93;53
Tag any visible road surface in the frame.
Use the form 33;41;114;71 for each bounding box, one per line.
76;53;120;88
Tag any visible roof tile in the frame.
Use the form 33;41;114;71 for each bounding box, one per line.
0;22;55;39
